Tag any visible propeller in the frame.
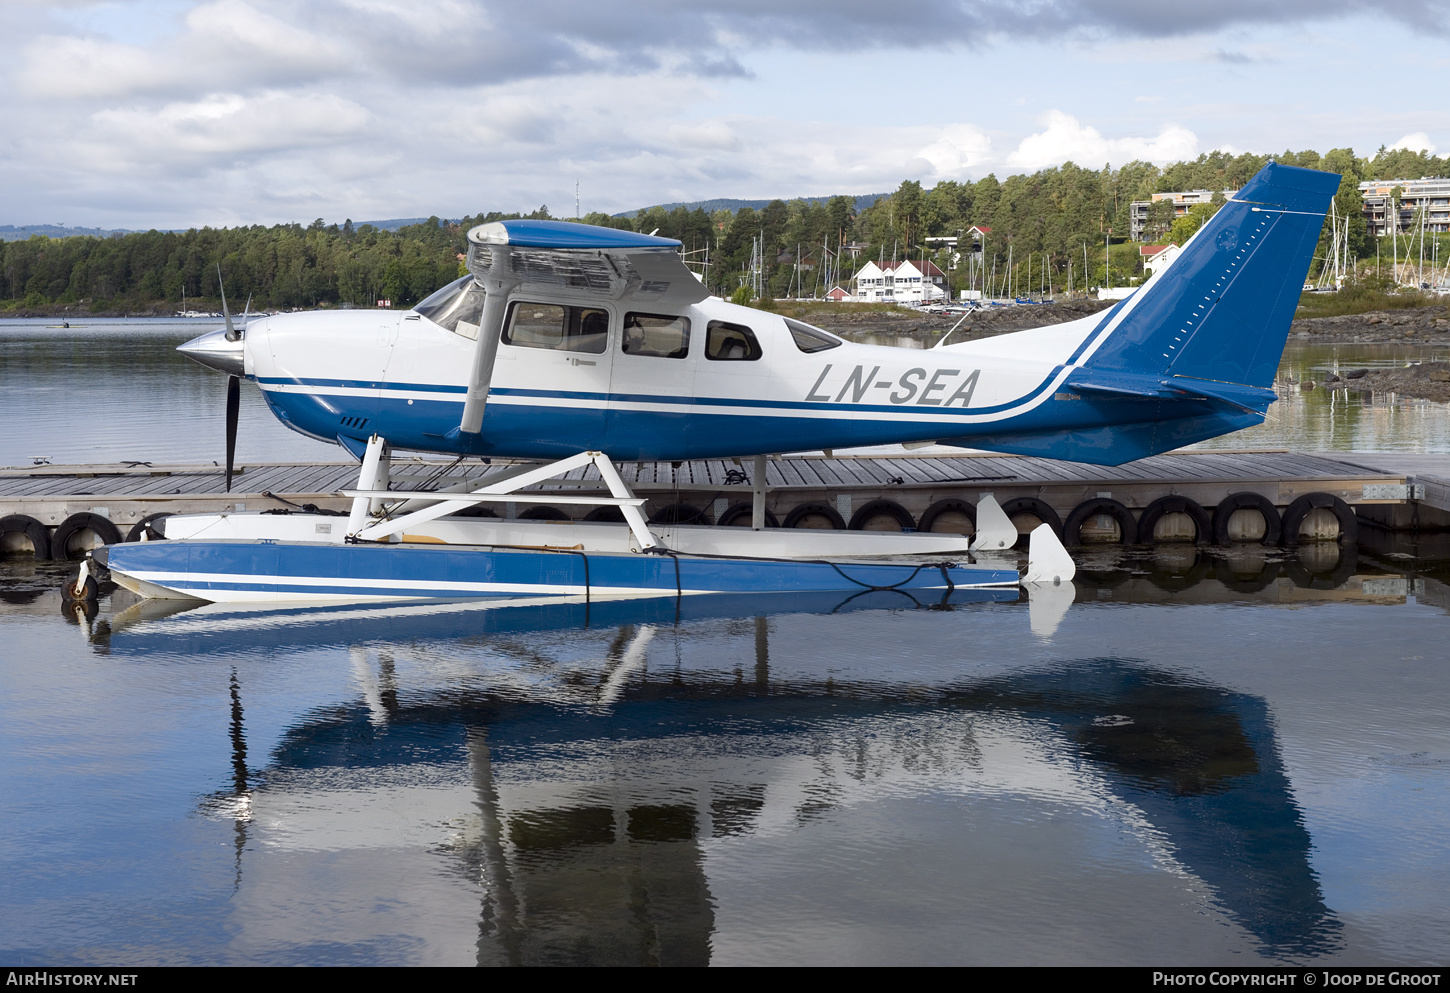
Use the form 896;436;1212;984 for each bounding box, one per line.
217;267;248;492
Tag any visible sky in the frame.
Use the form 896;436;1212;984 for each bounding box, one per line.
2;0;1448;229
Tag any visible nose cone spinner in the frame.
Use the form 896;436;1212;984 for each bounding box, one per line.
178;327;245;377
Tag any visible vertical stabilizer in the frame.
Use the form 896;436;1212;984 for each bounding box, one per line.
1083;163;1339;388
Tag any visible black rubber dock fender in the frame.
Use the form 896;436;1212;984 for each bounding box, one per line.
1279;492;1357;545
0;514;54;560
1138;495;1212;545
917;498;976;536
715;502;780;528
1062;498;1138;546
51;513;121;560
1211;492;1282;546
848;499;916;532
998;497;1063;543
783;502;846;530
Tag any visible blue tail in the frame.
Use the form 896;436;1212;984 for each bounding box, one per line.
947;163;1337;466
1080;162;1339;390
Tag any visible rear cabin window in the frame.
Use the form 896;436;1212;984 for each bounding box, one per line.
706;321;762;361
784;317;841;353
503;303;608;353
621;313;690;358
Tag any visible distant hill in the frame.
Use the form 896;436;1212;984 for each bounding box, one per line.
352;218;433;231
615;193;888;219
0;224;132;241
0;217;444;241
1;203;886;240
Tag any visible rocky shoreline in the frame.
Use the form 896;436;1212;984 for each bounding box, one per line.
1289;305;1449;344
812;300;1450;346
811;299;1450;405
1305;361;1450;404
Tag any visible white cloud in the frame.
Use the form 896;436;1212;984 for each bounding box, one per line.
911;126;994;179
1006;111;1199;170
668;121;742;152
85;91;371;167
185;0;347;65
19;35;179;98
1389;131;1437;154
1;3;1447;229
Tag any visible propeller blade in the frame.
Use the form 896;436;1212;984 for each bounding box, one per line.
241;293;252;332
218;264;237;342
225;375;240;492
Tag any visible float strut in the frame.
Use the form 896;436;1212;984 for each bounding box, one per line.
752;455;768;531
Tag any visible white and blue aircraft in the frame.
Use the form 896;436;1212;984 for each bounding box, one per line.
94;161;1338;603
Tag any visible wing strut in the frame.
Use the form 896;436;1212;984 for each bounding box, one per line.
458;247;515;435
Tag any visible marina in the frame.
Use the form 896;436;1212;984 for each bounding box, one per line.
5;274;1450;964
9;0;1450;966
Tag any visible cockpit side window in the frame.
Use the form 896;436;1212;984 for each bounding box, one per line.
621;313;690;358
502;302;609;353
415;275;487;338
705;321;762;361
783;317;842;353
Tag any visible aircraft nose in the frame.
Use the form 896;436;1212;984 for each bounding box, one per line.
178;327;245;377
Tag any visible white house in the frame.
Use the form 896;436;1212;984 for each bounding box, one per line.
852;259;948;305
1140;243;1180;276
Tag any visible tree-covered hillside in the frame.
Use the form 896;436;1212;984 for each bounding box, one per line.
4;146;1446;314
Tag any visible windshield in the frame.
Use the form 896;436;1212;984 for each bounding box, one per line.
415;275;487;338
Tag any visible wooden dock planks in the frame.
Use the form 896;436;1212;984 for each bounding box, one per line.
2;449;1443;538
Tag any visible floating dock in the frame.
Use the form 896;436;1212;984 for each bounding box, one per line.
4;449;1449;560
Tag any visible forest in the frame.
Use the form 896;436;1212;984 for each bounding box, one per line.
3;145;1446;314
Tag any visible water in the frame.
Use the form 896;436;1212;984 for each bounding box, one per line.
3;319;1450;467
3;553;1449;965
3;319;1450;965
0;318;336;467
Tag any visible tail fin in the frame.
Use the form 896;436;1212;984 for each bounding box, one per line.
1081;162;1339;389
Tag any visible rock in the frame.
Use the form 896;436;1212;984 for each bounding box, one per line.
1325;373;1341;383
1346;368;1369;379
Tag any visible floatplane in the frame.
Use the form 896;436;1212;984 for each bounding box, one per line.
88;163;1337;604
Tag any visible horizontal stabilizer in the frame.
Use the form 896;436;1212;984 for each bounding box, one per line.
1165;376;1278;412
1065;370;1277;413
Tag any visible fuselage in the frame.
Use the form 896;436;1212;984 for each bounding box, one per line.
183;164;1343;467
240;290;1241;463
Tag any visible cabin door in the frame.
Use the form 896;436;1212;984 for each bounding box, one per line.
605;310;697;459
491;299;613;453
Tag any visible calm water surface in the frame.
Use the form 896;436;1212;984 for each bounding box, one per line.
2;318;1449;965
3;551;1449;966
3;318;1450;467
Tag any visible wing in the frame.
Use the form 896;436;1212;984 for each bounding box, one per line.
466;219;709;309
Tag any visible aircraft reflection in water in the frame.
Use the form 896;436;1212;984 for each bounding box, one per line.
95;583;1344;965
